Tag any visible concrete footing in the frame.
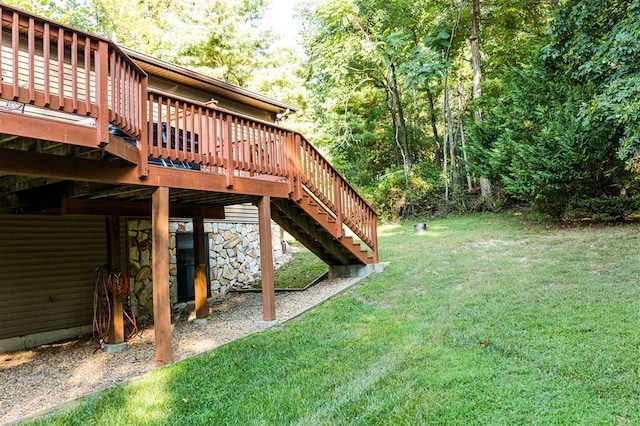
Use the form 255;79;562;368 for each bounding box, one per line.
103;342;127;353
193;318;209;325
329;262;389;279
259;320;279;330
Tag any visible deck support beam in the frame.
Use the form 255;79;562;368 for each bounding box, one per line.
257;196;276;322
152;186;173;366
193;216;208;320
106;216;124;345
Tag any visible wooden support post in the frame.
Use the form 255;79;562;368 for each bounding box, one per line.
152;187;173;366
257;196;275;322
139;76;149;179
333;172;343;239
106;216;124;345
95;41;109;148
193;216;208;320
372;214;379;264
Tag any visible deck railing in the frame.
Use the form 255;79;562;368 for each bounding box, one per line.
0;3;378;260
0;5;146;147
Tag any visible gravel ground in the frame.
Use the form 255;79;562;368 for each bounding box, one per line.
0;277;361;424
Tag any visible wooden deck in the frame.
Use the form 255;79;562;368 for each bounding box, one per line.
0;4;378;265
0;4;378;364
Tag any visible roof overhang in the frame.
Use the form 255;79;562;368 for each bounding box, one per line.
122;48;298;115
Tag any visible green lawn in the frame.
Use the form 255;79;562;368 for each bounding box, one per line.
252;243;328;290
27;214;640;424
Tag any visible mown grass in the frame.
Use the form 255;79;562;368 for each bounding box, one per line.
26;214;640;424
252;244;328;290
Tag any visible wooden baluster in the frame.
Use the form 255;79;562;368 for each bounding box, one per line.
224;113;234;188
108;49;116;121
172;98;179;159
123;63;130;130
83;37;90;114
277;130;285;176
12;12;19;100
247;121;254;174
163;96;172;158
334;173;343;238
42;23;50;106
71;33;78;112
211;110;221;167
196;106;205;165
188;104;195;162
372;214;379;263
27;18;35;103
293;134;302;201
0;7;3;97
112;53;119;124
181;100;187;161
56;27;65;109
139;77;149;178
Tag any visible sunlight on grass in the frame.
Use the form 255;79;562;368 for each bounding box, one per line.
28;214;640;424
122;371;172;424
376;223;403;237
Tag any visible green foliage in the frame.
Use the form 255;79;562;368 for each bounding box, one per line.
469;65;628;217
544;0;640;165
370;164;444;221
564;195;640;222
466;0;640;218
178;0;270;86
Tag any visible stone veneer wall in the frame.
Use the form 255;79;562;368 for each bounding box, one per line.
128;219;286;317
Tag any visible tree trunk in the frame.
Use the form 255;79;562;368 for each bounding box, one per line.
426;86;443;169
471;0;492;199
384;84;409;182
443;70;456;190
390;61;411;173
457;80;472;191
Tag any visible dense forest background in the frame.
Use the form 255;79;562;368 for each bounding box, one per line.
8;0;640;221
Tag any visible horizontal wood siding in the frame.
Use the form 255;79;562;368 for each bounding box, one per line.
147;76;275;123
223;204;258;223
0;215;106;340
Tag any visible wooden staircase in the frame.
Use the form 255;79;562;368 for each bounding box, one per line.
272;192;374;266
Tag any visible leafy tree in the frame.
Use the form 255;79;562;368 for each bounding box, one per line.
543;0;640;166
177;0;272;86
470;65;627;216
469;0;639;218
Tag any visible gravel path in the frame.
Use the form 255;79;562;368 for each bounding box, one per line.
0;277;361;424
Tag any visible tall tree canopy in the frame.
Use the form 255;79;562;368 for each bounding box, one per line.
470;0;640;217
9;0;640;219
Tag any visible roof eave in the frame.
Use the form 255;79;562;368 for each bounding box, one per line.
121;48;299;115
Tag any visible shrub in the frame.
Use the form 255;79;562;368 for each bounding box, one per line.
563;196;640;222
371;165;444;221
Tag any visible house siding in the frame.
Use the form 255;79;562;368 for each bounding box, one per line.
0;215;107;341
